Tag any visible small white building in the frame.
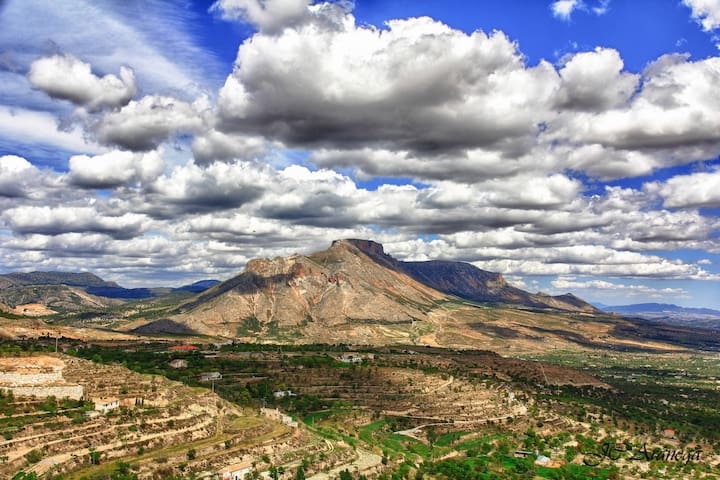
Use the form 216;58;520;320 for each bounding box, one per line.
200;372;222;382
272;389;296;399
218;460;253;480
93;397;120;414
169;359;188;369
261;407;298;428
336;353;373;363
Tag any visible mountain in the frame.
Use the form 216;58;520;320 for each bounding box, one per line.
173;239;446;338
3;242;716;352
86;279;220;299
0;285;121;314
169;239;597;339
173;280;221;293
0;270;222;309
0;272;118;289
345;239;598;313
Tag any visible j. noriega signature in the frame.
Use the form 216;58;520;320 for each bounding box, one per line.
582;441;702;466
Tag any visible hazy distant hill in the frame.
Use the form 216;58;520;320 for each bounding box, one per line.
85;279;220;299
173;280;221;293
602;302;720;316
600;302;720;329
84;286;156;300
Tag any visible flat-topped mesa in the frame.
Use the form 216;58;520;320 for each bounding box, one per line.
333;239;404;270
334;238;386;256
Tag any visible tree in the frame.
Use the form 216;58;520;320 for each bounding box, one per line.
12;473;38;480
269;466;280;480
89;448;101;465
24;450;43;464
295;466;306;480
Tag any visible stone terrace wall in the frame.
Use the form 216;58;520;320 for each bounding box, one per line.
0;371;62;386
0;356;83;400
10;384;84;400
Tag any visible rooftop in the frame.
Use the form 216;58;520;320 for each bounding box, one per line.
218;461;253;474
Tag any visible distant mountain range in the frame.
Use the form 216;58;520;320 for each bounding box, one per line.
0;272;219;312
597;302;720;329
85;280;222;300
598;302;720;316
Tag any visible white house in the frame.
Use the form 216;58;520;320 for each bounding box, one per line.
218;460;253;480
200;372;222;382
93;397;120;414
272;389;296;399
261;407;298;428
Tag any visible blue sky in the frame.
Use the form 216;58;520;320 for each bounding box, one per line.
1;0;720;309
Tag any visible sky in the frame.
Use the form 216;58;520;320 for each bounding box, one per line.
1;0;720;309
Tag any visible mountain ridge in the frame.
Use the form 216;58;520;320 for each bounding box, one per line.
343;239;598;313
0;271;119;289
602;302;720;316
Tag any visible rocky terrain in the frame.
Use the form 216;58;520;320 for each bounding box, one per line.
0;272;118;290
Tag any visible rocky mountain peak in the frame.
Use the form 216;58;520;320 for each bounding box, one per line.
333;239;403;270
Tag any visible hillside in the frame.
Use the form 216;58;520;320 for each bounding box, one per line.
344;239;597;313
0;285;121;314
0;352;316;479
0;271;221;316
0;271;118;289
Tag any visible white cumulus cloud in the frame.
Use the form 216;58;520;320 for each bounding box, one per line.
28;54;136;111
68;150;165;189
683;0;720;31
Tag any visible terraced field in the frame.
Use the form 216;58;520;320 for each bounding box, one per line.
0;354;326;479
